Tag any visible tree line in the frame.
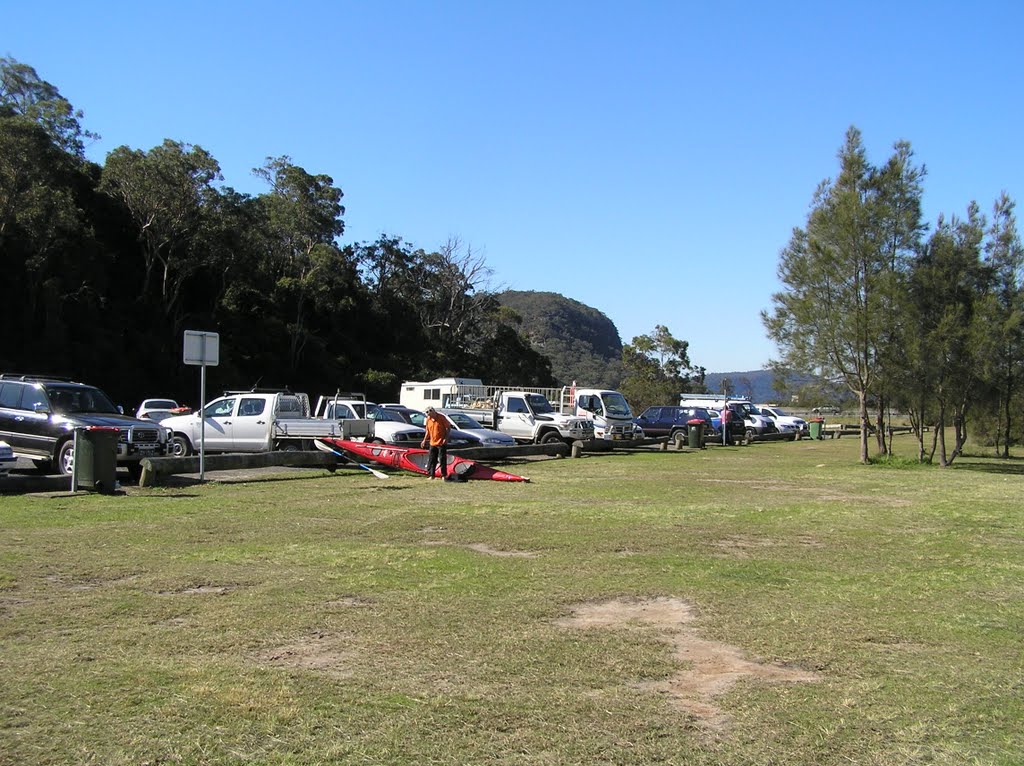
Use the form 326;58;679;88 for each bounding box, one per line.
1;57;560;406
765;127;1023;465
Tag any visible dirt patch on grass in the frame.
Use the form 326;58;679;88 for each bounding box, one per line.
818;492;912;506
259;631;355;678
421;535;539;558
157;584;239;596
556;597;819;729
326;596;376;608
465;543;538;558
712;534;824;558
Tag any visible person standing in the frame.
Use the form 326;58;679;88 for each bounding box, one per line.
421;407;451;479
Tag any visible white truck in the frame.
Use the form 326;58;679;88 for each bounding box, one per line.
398;378;596;444
678;393;778;441
313;392;425;447
160;389;373;456
570;387;642;440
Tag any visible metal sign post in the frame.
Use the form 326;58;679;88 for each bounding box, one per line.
183;331;220;481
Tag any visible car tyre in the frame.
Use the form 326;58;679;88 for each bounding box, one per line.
540;431;563;444
57;440;75;475
170;435;193;457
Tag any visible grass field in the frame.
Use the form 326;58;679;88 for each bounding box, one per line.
2;435;1022;765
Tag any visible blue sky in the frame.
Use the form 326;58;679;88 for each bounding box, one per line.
7;1;1022;372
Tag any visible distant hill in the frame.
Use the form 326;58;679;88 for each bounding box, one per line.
703;370;783;403
496;291;623;387
703;369;839;406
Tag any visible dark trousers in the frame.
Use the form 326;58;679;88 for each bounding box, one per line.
426;444;448;477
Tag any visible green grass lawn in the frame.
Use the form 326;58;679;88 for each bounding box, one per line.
2;435;1022;765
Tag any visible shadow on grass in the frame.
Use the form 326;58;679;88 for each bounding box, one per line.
948;455;1024;476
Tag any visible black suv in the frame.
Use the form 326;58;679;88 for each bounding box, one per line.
634;406;714;442
0;374;170;480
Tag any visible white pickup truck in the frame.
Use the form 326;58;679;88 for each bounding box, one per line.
398;379;593;445
160;390;373;455
313;393;425;447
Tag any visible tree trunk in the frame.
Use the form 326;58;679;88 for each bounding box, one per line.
874;397;888;455
858;389;870;463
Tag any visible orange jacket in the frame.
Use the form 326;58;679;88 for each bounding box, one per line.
423;413;451;446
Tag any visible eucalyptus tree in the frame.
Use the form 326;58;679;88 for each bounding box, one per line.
0;67;99;371
251;156;346;377
0;56;97;158
619;324;705;413
101;140;223;320
763;127;925;463
416;236;496;362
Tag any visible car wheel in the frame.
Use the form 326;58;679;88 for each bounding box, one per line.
540;431;563;444
57;440;75;475
170;435;193;457
369;438;385;445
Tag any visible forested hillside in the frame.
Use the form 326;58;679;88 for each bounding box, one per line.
0;58;554;405
496;291;624;387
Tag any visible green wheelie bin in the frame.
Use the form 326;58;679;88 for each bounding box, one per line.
687;419;704;449
73;426;120;493
808;418;824;440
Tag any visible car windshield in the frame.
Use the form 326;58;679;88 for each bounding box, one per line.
48;385;119;414
601;392;633;418
144;399;177;410
446;412;481;428
525;393;554;414
368;406;404;423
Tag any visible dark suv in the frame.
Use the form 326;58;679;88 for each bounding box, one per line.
0;374;170;480
634;406;714;442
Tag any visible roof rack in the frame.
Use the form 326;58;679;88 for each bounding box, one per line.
222;387;294;395
0;373;78;383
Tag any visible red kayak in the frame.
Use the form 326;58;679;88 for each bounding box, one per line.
320;439;529;482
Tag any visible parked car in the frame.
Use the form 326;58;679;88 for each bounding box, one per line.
438;409;517;446
365;405;430;447
755;405;808;437
375;405;477;447
634;406;713;442
0;440;15;478
812;405;841;415
711;405;749;444
0;374;170;480
136;398;180;419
